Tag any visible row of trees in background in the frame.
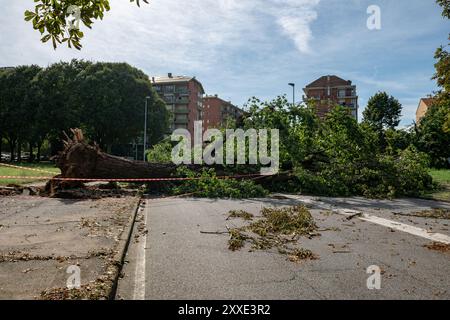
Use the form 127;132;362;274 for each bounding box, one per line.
0;60;170;161
362;91;450;169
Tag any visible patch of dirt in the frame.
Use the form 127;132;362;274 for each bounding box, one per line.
225;206;318;263
424;242;450;253
0;249;114;263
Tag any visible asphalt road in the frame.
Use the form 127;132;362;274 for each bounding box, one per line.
116;195;450;300
0;195;138;299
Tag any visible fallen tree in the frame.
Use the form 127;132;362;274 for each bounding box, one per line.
46;129;277;195
54;129;190;180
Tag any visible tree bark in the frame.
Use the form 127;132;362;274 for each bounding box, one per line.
17;140;22;162
53;129;234;180
28;142;34;162
36;142;42;162
7;138;16;162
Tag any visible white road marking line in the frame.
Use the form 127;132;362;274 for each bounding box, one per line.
335;209;450;245
133;204;148;300
280;195;450;244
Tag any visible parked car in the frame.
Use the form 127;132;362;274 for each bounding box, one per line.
1;153;11;161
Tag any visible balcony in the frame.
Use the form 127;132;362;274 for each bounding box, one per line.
174;117;188;124
174;107;189;114
175;97;190;104
175;87;189;95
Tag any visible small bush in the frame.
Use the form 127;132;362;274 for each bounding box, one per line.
146;141;173;163
172;167;269;198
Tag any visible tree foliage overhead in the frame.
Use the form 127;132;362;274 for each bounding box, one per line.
436;0;450;19
25;0;148;50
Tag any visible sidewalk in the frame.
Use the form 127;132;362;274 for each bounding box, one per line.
0;195;139;299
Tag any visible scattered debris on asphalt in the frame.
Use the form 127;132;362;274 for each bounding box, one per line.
346;212;363;220
228;229;248;251
227;210;254;221
394;208;450;219
424;242;450;253
0;249;114;263
283;248;316;262
223;206;318;263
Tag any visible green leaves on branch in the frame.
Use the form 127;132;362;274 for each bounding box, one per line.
24;0;148;50
436;0;450;19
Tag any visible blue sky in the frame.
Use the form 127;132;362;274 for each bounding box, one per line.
0;0;449;126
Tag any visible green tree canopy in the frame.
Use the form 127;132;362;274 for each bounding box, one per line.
362;92;402;131
0;65;42;160
75;62;169;151
25;0;148;50
414;0;450;168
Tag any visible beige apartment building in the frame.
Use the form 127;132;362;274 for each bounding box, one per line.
416;97;434;124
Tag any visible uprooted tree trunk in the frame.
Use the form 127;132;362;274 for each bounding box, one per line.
56;129;186;179
45;129;226;195
45;128;289;196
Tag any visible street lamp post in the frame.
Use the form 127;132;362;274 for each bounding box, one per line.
288;83;295;106
143;96;151;162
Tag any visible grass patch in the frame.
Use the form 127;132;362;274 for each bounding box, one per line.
0;162;60;186
429;169;450;185
226;206;318;263
422;169;450;202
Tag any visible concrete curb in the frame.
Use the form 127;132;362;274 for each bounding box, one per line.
109;196;142;300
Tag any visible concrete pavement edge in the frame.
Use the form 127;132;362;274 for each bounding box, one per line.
109;196;142;300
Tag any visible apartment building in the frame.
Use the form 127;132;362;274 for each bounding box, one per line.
151;73;204;136
303;75;358;120
416;97;434;124
203;95;244;130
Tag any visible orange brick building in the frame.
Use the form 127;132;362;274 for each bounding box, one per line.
151;74;204;136
203;95;244;130
303;75;358;120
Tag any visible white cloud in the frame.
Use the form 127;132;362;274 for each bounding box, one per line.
0;0;320;70
268;0;320;53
